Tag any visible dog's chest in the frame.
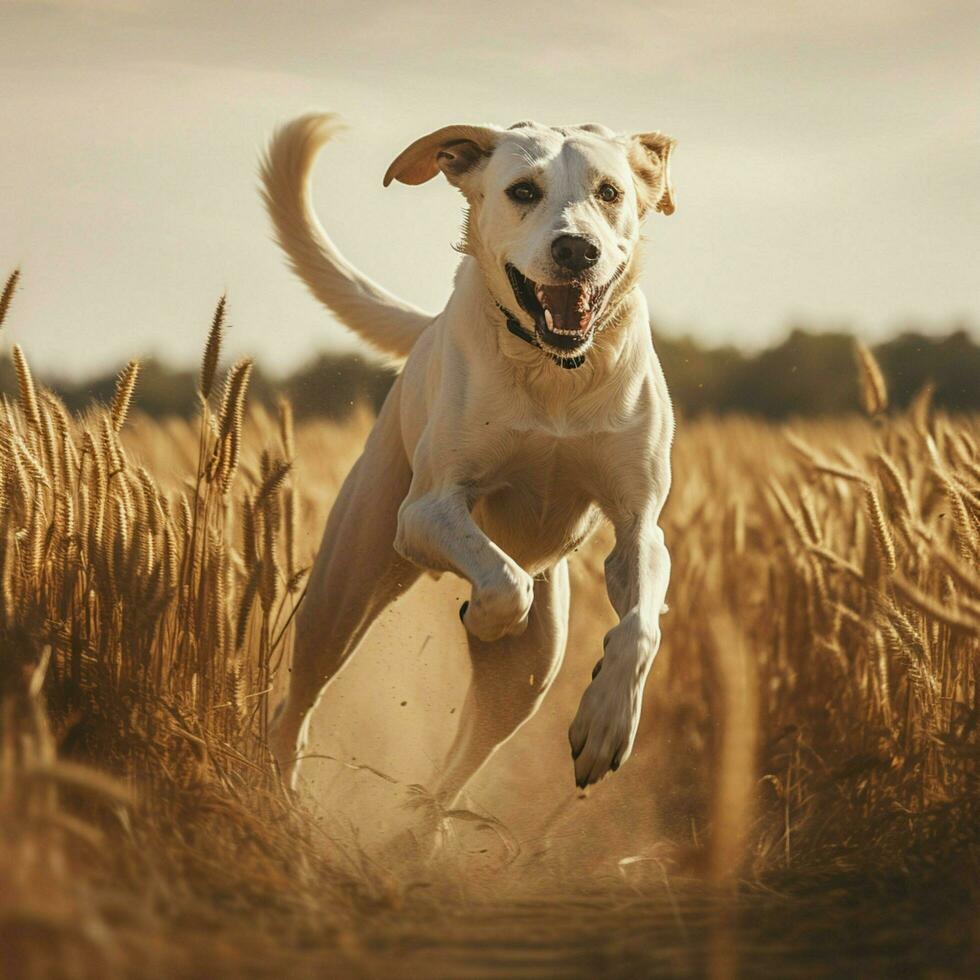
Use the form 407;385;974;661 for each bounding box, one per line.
471;436;601;570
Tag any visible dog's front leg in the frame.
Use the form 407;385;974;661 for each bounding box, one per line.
568;507;671;788
395;486;534;642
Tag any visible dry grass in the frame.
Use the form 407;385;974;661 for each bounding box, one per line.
0;283;977;977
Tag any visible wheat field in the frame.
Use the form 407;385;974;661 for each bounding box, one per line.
1;275;977;978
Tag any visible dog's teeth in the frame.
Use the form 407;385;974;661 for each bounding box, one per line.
544;309;554;329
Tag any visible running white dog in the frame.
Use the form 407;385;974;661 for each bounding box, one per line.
262;113;676;800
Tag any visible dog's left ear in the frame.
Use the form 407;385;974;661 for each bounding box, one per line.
628;132;676;216
384;125;502;188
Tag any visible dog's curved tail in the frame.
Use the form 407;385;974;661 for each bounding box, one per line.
260;113;432;359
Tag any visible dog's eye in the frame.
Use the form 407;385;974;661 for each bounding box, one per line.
597;183;620;203
507;182;541;204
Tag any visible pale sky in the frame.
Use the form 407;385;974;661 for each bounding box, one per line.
2;0;978;379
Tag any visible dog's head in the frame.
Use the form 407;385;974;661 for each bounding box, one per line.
384;120;675;360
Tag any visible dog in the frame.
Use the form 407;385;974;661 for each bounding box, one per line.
261;112;676;801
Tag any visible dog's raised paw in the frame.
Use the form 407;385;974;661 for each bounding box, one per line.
462;567;534;642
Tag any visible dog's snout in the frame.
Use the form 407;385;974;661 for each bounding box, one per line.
551;235;600;274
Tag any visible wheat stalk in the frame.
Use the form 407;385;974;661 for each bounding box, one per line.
0;268;20;330
200;295;226;400
854;340;888;416
862;481;897;573
209;359;253;493
277;397;295;461
12;344;40;430
110;360;140;432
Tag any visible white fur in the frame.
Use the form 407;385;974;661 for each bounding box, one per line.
263;113;676;798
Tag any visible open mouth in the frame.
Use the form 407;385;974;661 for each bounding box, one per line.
505;265;613;353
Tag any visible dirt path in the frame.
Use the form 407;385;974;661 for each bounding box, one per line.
341;880;968;979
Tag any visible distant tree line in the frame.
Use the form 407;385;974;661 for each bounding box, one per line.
0;352;394;423
1;325;977;422
654;325;979;417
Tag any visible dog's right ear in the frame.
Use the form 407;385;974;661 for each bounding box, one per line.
383;125;501;188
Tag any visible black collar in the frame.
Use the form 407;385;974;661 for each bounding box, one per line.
496;303;586;370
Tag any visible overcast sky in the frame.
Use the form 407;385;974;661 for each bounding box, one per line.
2;0;978;379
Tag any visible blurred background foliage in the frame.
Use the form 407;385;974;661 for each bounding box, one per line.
2;322;977;422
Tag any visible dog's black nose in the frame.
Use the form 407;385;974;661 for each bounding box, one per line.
551;235;600;274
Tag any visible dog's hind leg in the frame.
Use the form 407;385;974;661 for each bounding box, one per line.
269;382;421;789
432;559;570;807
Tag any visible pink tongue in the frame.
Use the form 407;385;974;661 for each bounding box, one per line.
539;284;590;332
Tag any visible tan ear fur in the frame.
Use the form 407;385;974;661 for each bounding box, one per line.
383;125;501;187
628;132;677;216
